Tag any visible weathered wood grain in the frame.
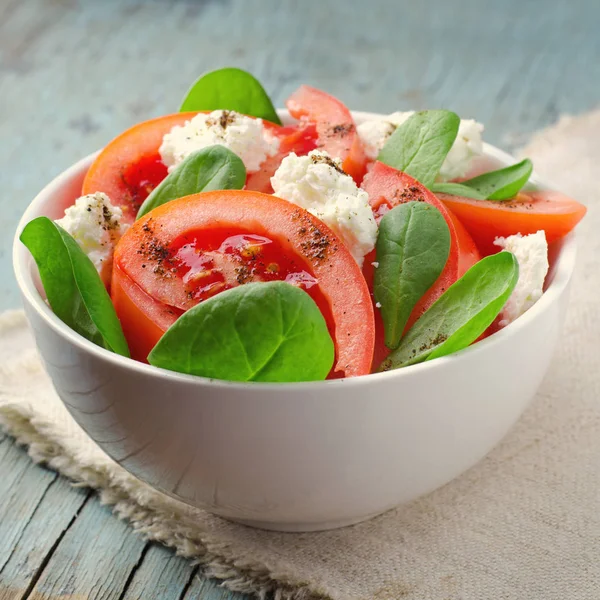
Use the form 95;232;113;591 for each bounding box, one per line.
21;493;149;600
119;544;196;600
0;438;57;574
0;440;90;600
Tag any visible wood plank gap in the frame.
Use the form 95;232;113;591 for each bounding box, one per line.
18;490;94;600
178;564;200;600
0;472;59;576
115;541;152;600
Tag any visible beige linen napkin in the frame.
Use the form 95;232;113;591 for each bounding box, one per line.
1;111;599;600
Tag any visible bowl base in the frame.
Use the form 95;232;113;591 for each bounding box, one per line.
225;508;390;532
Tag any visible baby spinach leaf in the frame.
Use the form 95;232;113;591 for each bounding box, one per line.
137;146;246;219
380;252;518;370
20;217;129;356
430;182;486;200
377;110;460;187
148;281;334;382
375;202;450;350
432;159;533;201
179;67;282;125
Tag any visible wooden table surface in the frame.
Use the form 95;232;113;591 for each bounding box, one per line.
1;0;599;598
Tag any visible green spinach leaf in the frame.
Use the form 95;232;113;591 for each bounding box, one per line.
179;67;282;125
20;217;129;356
137;146;246;219
375;202;450;350
377;110;460;187
431;159;533;201
148;281;334;382
430;182;486;200
380;252;518;370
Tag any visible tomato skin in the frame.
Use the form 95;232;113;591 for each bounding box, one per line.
286;85;368;183
112;190;375;377
82;112;199;223
437;190;587;256
111;264;180;362
361;162;480;371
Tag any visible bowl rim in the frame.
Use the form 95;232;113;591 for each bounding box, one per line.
12;110;578;390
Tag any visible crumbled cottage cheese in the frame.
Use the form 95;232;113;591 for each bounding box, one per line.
159;110;279;173
55;192;129;275
271;150;378;266
494;230;549;327
357;111;414;160
357;112;484;180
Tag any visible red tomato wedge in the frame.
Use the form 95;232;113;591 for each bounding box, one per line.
111;263;181;361
286;85;368;183
112;190;375;377
361;161;480;371
437;190;587;256
82;112;198;223
245;122;318;193
82;112;313;222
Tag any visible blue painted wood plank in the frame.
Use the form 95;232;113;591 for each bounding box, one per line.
120;543;196;600
0;437;57;574
0;485;89;598
24;495;150;600
0;439;89;599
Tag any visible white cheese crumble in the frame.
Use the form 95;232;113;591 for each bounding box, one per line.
271;150;378;266
159;110;279;173
357;112;484;181
55;192;129;275
494;230;549;327
357;111;413;160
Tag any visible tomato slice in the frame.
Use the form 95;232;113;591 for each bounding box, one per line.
111;263;182;361
361;161;480;371
245;122;318;193
112;190;375;377
82;113;199;223
286;85;368;183
82;112;310;222
437;190;587;256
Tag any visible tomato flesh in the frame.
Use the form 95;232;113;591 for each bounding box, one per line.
112;190;375;377
286;85;367;183
438;190;587;256
120;155;169;211
164;227;334;332
82;112;198;223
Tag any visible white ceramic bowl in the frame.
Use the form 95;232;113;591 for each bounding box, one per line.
13;111;576;531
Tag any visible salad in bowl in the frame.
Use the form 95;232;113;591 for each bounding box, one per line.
12;68;586;531
17;68;586;383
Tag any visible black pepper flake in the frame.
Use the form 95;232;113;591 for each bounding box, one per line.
206;110;236;129
235;265;253;285
310;152;347;175
393;185;426;203
137;218;172;279
329;123;354;138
